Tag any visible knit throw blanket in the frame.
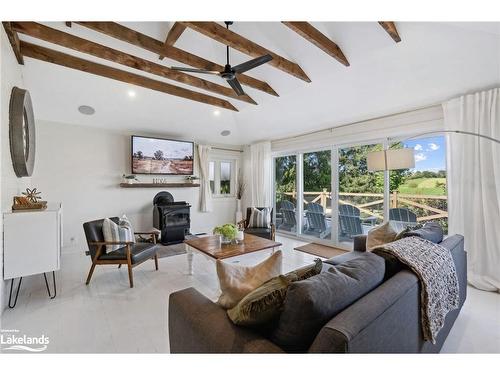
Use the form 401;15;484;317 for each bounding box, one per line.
374;236;460;343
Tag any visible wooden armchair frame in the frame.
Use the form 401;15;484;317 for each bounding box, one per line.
85;232;159;288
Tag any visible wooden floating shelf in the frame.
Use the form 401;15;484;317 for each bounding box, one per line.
120;183;200;188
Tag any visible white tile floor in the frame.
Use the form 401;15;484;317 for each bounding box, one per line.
1;235;499;353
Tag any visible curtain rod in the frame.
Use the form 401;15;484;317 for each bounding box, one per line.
212;147;243;153
271;102;442;143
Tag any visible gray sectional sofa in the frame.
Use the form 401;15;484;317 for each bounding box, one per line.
168;234;467;353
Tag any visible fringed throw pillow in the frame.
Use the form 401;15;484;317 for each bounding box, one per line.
227;259;323;326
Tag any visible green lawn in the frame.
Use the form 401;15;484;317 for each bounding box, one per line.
398;177;447;195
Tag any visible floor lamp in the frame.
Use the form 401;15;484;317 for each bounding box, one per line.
367;130;500;172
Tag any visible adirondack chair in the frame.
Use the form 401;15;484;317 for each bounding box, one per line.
278;200;297;231
304;202;331;239
338;204;364;239
389;208;418;232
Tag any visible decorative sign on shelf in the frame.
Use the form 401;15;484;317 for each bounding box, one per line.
12;188;47;211
153;178;169;184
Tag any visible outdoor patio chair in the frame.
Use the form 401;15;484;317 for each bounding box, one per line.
389;208;418;232
338;204;364;239
304;202;331;239
279;200;297;231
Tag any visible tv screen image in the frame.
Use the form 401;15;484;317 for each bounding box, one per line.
131;136;194;175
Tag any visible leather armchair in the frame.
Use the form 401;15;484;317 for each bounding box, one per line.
238;207;276;241
83;217;160;288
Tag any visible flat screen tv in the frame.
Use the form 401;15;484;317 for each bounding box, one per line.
131;135;194;175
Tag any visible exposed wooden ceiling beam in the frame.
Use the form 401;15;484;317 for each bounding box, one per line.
75;22;279;97
159;22;186;60
282;22;349;66
20;41;238;112
378;22;401;43
2;22;24;64
11;22;256;105
182;22;311;82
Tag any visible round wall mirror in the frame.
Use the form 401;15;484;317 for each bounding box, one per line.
9;87;36;177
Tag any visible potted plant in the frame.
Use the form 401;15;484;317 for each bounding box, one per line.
122;174;139;184
213;223;239;244
185;175;200;184
235;171;246;223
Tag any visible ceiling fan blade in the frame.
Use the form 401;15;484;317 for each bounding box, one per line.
232;54;273;74
170;66;220;75
227;77;245;96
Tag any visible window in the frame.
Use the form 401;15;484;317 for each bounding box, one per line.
209;159;236;197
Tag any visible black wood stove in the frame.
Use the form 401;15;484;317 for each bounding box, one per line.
153;191;191;245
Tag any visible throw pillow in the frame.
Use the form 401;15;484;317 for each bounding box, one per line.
227;259;323;326
366;221;397;250
271;253;385;352
394;223;423;240
216;250;282;309
248;207;271;228
227;274;297;326
102;216;135;252
402;221;444;243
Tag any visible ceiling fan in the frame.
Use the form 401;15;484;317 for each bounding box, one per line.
170;21;273;96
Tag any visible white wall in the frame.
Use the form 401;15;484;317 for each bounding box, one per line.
1;28;31;312
30;120;241;252
271;105;445;154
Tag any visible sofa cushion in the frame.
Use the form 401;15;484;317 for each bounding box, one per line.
271;252;385;352
402;222;444;243
216;250;282;309
244;227;272;239
100;242;158;264
324;251;364;266
366;222;397;250
227;259;323;326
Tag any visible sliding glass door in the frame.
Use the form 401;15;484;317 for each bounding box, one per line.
274;155;297;234
301;150;332;240
389;136;448;234
272;135;448;248
337;143;385;247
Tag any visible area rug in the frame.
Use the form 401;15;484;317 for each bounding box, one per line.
294;243;348;259
156;243;188;258
155;234;202;259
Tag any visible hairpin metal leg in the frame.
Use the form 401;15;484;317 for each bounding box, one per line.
8;277;23;308
43;271;57;299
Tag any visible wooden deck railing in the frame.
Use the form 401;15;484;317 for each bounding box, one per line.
281;190;448;222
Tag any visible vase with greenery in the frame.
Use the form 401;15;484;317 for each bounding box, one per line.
235;172;246;223
213;223;239;244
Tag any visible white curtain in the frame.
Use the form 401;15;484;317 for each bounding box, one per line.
247;141;272;207
443;87;500;292
197;144;212;212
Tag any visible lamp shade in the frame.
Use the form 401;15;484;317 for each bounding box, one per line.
367;148;415;171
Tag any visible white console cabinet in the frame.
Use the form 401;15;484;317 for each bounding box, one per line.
3;203;62;307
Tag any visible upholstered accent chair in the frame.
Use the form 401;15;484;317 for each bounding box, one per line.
238;207;276;241
83;217;160;288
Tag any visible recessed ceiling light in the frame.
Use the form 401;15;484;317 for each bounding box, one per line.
213;109;221;116
128;90;136;98
78;105;95;115
221;130;231;136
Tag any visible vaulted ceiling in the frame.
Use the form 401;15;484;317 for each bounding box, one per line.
4;21;500;145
